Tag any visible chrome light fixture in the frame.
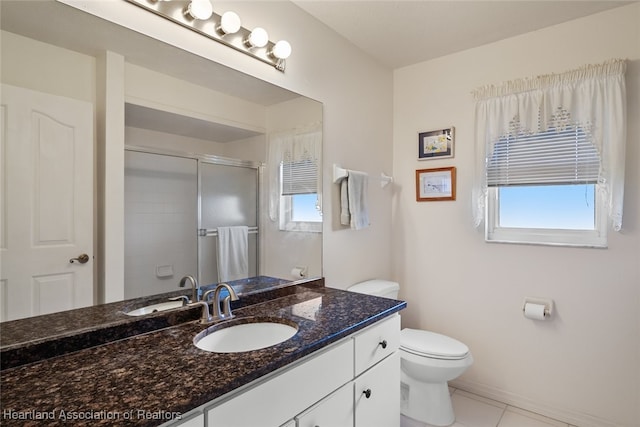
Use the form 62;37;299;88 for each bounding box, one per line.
217;11;241;35
184;0;213;20
245;27;269;48
127;0;292;72
270;40;292;70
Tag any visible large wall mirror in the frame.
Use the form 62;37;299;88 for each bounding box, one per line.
0;0;322;324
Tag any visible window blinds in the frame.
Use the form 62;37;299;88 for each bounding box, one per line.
281;159;318;195
486;127;600;187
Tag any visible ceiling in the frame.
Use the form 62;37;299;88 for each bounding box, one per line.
292;0;633;69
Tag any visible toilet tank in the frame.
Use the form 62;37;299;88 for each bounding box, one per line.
348;280;400;299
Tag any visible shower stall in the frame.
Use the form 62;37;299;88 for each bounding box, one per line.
124;147;260;299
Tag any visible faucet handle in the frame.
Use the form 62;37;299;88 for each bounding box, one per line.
169;295;190;306
188;301;214;324
220;295;235;319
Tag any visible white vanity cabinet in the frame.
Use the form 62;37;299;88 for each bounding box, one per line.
295;382;353;427
205;339;354;427
182;314;400;427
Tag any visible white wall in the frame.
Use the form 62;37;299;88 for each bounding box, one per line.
125;63;266;134
392;4;640;427
125;126;229;155
0;30;95;103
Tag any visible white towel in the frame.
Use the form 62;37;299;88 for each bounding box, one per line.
346;170;370;230
340;178;351;226
216;226;249;282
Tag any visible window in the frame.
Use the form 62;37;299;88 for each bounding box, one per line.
472;59;627;246
485;124;607;247
279;159;322;232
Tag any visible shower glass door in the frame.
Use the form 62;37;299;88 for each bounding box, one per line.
198;160;259;286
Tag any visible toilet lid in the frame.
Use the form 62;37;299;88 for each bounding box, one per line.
401;328;469;359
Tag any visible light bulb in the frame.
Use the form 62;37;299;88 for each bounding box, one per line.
218;11;241;35
271;40;292;59
246;27;269;48
185;0;213;20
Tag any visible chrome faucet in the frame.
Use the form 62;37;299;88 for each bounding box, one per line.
188;301;214;324
179;275;201;302
203;283;239;321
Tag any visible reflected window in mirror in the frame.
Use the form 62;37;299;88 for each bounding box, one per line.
268;123;322;233
280;193;322;233
280;157;321;232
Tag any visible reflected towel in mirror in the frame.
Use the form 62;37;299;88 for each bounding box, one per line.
216;226;249;282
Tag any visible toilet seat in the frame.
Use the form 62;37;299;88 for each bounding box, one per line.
401;328;469;360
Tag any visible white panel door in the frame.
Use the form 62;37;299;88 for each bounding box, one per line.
0;84;94;321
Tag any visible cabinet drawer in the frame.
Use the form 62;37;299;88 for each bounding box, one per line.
353;314;400;376
295;382;354;427
354;352;400;427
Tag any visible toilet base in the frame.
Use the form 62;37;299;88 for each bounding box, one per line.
401;375;455;427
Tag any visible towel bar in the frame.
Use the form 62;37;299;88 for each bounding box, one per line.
333;164;349;183
199;227;258;237
333;164;393;188
380;172;393;188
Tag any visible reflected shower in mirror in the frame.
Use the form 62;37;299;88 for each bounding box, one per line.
123;86;322;299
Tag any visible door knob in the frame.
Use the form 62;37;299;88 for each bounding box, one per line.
69;254;90;264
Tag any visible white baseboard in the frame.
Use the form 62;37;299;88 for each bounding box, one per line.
449;379;621;427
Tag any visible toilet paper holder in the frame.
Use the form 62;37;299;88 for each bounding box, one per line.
522;297;554;317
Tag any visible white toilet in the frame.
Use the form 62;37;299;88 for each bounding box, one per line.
348;280;473;427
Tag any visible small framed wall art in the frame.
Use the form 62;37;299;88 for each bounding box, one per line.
416;167;456;201
418;127;454;160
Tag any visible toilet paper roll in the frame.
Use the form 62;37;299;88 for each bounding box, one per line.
291;267;306;278
524;303;547;320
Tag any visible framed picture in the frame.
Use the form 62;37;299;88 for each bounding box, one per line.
418;127;454;160
416;167;456;201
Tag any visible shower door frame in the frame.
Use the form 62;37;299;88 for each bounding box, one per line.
124;145;263;287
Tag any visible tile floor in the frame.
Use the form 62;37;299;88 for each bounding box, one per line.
400;388;578;427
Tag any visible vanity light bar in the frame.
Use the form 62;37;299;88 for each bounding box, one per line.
126;0;290;72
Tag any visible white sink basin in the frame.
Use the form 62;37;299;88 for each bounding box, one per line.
195;319;298;353
125;301;184;316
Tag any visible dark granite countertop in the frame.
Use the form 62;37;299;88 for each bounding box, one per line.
1;276;301;370
1;286;406;426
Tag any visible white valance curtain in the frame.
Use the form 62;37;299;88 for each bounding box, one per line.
268;122;322;221
472;59;627;230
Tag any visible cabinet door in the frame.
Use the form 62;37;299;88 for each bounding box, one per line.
354;352;400;427
296;383;354;427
